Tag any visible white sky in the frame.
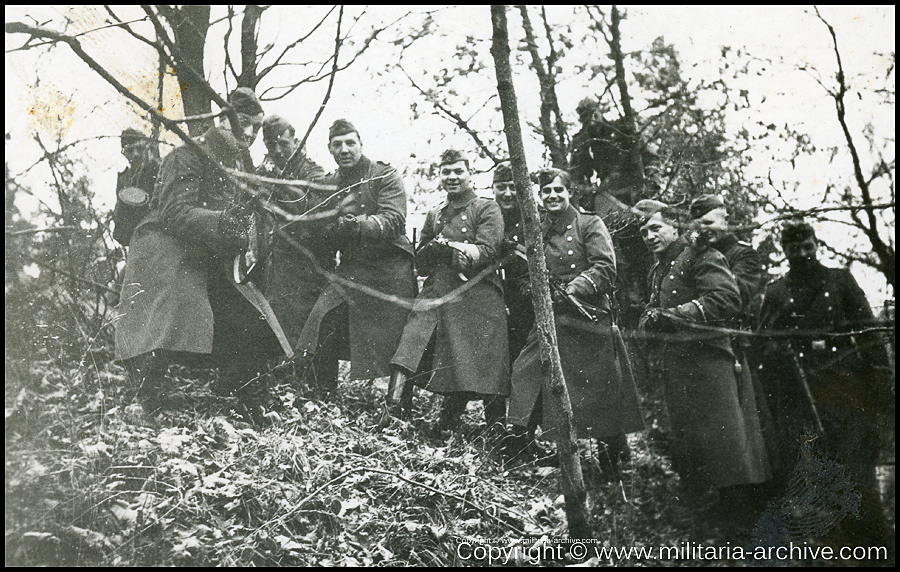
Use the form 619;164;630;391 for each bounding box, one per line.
5;5;895;307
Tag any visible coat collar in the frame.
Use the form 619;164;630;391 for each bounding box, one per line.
716;233;739;252
542;204;578;236
658;236;689;269
338;155;372;181
440;187;479;211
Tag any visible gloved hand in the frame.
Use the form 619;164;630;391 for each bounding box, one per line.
566;275;595;301
419;241;454;267
518;277;533;299
448;242;480;273
218;203;250;252
639;308;675;333
450;249;472;273
335;213;361;243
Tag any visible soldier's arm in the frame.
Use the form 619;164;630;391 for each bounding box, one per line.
568;215;616;299
668;249;740;323
415;209;439;277
357;165;406;244
466;199;504;271
156;148;236;255
730;246;763;311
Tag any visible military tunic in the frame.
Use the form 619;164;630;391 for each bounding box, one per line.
391;188;509;396
508;205;643;439
115;127;275;364
297;156;416;380
642;237;770;488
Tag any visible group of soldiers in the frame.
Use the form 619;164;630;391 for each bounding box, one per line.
112;88;892;551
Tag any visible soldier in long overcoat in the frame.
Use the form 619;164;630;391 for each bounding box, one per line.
115;89;277;412
389;149;509;434
755;219;892;551
636;199;770;494
296;119;416;390
113;128;160;246
256;115;330;344
508;169;643;466
690;195;774;511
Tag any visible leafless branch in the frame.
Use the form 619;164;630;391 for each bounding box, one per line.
255;5;336;82
400;66;501;165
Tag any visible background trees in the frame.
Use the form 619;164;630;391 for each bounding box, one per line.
4;5;894;566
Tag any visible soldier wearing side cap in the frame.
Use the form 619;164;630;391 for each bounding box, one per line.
295;119;416;394
492;161;534;364
756;219;892;552
112;128;160;246
636;199;770;508
115;88;279;418
255;115;330;347
506;168;643;471
689;194;774;518
388;149;509;437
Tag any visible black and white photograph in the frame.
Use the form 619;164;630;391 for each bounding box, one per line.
5;5;894;566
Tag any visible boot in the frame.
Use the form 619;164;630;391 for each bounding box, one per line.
378;370;413;428
431;395;467;439
126;351;168;415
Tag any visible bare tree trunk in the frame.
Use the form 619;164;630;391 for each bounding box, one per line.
517;5;567;168
490;4;591;541
610;6;644;204
157;5;212;136
238;5;264;90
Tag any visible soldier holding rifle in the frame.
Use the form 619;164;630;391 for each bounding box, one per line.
506;168;642;474
388;149;509;438
756;219;892;550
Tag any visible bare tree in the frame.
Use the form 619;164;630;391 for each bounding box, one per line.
490;4;591;541
812;7;895;290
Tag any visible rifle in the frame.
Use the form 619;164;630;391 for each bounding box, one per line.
787;341;825;435
548;277;599;323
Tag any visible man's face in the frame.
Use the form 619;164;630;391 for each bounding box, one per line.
329;132;363;169
640;213;680;255
440;160;471;198
265;129;299;168
783;237;818;271
492;180;517;212
224;113;264;148
539;175;570;215
122;140;146;165
693;207;728;245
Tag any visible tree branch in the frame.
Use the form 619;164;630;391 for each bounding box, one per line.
400;66;501;164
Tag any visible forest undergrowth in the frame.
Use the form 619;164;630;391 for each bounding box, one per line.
5;349;894;567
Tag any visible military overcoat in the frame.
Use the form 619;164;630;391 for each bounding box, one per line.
297;156;416;380
642;237;770;488
391;188;509;396
756;262;892;474
508;205;643;438
115;127;272;363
